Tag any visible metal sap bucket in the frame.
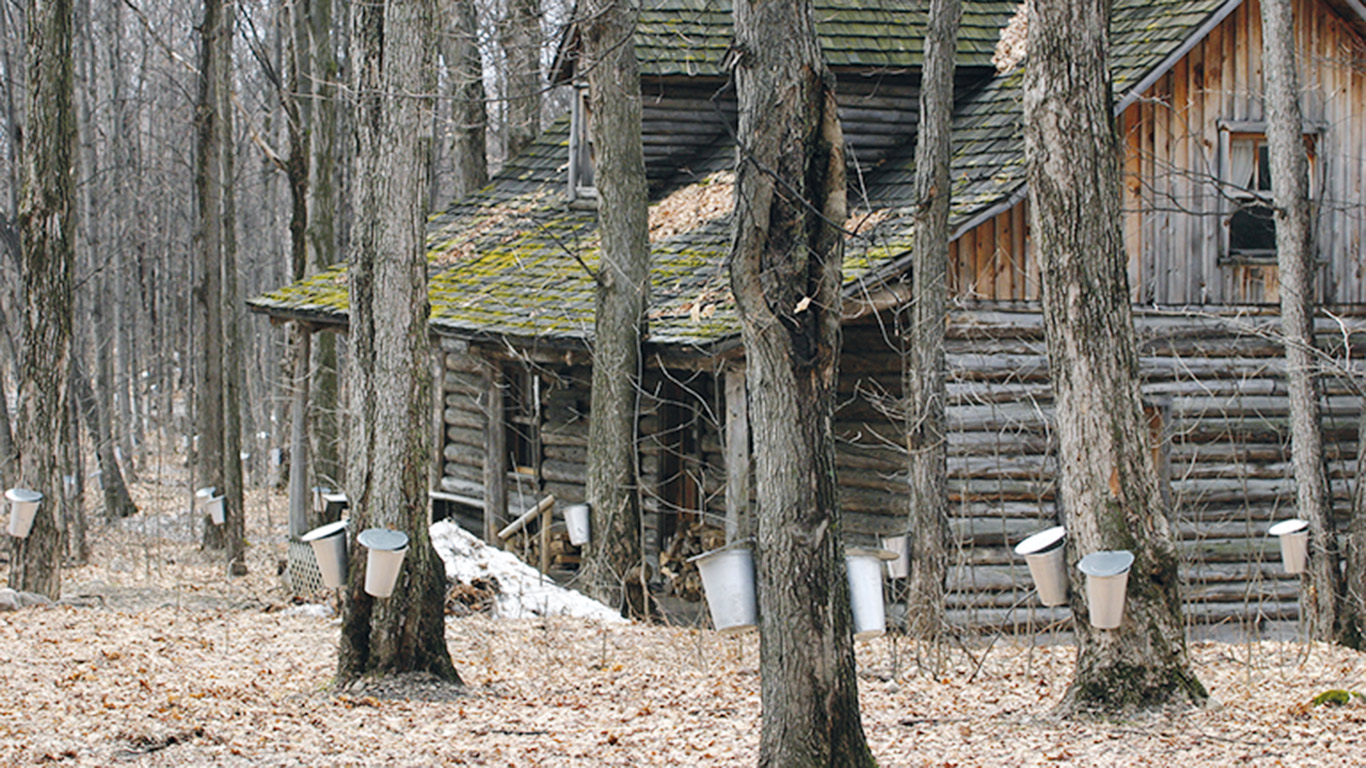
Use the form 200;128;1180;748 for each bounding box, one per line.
1078;550;1135;630
1268;518;1309;575
689;542;758;635
1014;526;1068;607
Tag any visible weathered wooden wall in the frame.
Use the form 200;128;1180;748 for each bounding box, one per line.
838;310;1366;632
951;0;1366;307
439;305;1366;632
437;346;727;564
641;73;919;185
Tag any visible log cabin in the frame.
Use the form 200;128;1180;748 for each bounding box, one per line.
249;0;1366;634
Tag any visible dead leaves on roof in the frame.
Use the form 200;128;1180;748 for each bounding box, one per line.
648;171;735;243
994;4;1029;74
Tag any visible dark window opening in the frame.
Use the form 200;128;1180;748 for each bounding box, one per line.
504;366;539;475
1228;203;1276;257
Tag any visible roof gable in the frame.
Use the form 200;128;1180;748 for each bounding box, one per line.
250;0;1244;353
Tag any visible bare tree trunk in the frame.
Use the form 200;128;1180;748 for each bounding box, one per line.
72;357;138;519
1024;0;1206;711
903;0;960;646
0;358;14;488
75;0;134;522
443;0;487;199
196;0;227;550
499;0;539;160
730;0;873;763
219;4;247;575
1259;0;1346;645
9;0;76;601
579;0;649;617
309;0;343;490
64;366;87;564
338;0;457;683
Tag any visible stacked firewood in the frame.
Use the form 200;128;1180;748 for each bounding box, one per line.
502;527;581;572
658;522;725;601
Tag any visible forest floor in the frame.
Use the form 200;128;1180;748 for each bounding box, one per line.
2;459;1365;766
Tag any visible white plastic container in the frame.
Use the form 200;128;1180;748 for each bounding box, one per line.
1078;550;1135;630
882;534;910;579
564;503;590;546
689;542;758;635
195;486;217;511
5;488;43;538
205;495;226;526
1014;525;1069;607
301;519;349;589
846;548;891;640
359;528;410;598
1268;518;1310;575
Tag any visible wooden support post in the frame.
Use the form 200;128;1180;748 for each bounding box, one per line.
724;364;751;543
287;324;312;538
540;501;552;575
482;358;508;544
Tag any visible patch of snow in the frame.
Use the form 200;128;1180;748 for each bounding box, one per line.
430;520;626;624
283;603;334;618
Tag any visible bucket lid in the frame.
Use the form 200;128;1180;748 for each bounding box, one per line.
5;487;42;503
1078;550;1135;577
846;546;900;561
564;503;590;514
321;492;348;504
301;519;349;543
1268;518;1309;537
687;538;753;565
358;528;409;552
1014;525;1066;557
195;486;217;499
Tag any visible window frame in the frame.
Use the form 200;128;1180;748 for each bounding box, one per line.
1217;121;1319;266
567;82;596;203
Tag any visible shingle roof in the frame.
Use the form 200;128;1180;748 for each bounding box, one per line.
248;0;1237;354
622;0;1018;78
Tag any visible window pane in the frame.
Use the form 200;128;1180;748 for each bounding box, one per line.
1229;203;1276;254
1257;144;1271;191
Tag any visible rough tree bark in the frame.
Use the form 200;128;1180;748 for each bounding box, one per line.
9;0;76;601
499;0;540;160
338;0;457;682
1023;0;1206;711
579;0;650;617
903;0;960;646
218;4;247;576
729;0;874;763
1259;0;1347;645
442;0;487;200
0;359;14;489
195;0;227;551
308;0;343;491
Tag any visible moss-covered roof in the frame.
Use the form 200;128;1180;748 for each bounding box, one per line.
248;0;1235;354
620;0;1018;78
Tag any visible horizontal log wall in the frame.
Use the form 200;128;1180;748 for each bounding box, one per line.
642;74;918;186
953;0;1366;307
438;346;726;562
837;310;1366;631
